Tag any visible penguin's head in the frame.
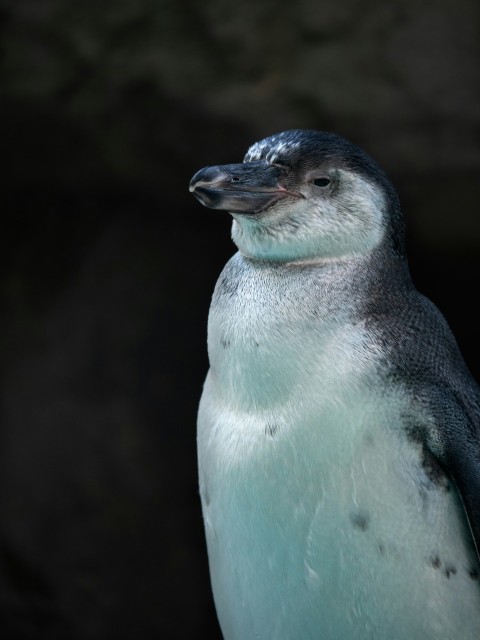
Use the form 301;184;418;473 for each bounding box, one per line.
189;130;405;263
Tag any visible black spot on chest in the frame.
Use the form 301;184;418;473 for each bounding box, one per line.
350;510;370;531
430;554;441;569
265;423;279;437
444;565;457;579
217;274;239;298
428;554;458;579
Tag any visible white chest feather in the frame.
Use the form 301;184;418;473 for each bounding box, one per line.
198;255;480;640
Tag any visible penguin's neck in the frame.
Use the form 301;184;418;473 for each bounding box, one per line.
207;250;410;411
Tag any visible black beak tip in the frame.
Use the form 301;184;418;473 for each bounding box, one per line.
189;165;227;192
188;169;203;192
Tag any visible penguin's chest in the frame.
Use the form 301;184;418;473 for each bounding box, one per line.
198;280;480;638
207;275;368;411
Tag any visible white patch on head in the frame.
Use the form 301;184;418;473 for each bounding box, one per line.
244;136;301;165
231;169;387;262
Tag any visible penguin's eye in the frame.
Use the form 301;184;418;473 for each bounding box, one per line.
313;178;331;187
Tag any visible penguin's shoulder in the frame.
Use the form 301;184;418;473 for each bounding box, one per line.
366;284;480;559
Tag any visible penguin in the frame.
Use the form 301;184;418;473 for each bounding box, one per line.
189;130;480;640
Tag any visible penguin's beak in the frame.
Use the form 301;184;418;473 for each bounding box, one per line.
189;161;292;215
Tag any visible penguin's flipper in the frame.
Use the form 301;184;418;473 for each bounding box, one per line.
446;440;480;561
436;389;480;562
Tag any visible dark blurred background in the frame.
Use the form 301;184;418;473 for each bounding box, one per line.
0;1;479;638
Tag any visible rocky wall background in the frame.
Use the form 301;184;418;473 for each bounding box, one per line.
0;0;479;638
